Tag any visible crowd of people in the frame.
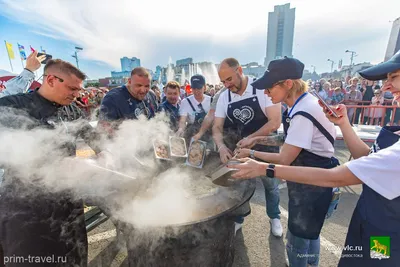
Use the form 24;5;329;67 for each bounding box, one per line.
0;49;399;267
307;76;400;125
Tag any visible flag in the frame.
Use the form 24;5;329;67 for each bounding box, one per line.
40;46;46;53
17;43;27;60
30;45;35;53
5;41;15;59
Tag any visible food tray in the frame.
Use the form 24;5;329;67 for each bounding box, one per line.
153;140;172;160
185;139;207;168
169;136;188;158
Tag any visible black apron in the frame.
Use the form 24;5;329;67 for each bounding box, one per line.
225;86;277;153
184;97;208;143
283;95;339;240
339;126;400;267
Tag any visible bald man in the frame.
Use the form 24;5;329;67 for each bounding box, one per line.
212;58;283;236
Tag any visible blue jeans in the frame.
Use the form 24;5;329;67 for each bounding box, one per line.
234;176;280;224
261;176;281;219
286;229;320;267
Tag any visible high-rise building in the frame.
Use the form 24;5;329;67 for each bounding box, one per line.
176;58;193;66
385;17;400;61
264;3;296;67
120;57;141;72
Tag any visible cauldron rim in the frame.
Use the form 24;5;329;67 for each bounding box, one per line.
103;179;256;228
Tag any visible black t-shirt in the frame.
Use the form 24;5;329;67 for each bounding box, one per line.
0;90;101;154
99;85;158;121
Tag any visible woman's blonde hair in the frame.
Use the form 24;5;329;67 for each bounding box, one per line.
288;79;308;97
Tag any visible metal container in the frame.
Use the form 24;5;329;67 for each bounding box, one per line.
97;152;255;267
169;136;188;158
185;139;207;168
153;140;172;161
121;179;255;267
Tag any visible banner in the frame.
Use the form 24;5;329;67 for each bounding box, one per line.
5;41;15;59
17;43;27;60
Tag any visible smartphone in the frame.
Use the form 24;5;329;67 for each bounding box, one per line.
37;53;53;64
310;89;339;118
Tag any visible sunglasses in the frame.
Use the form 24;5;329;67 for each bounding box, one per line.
43;74;64;82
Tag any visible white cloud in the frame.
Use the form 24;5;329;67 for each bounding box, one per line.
1;0;400;74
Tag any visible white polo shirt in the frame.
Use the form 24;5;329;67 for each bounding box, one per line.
345;140;400;200
285;93;336;158
215;76;275;119
180;95;211;124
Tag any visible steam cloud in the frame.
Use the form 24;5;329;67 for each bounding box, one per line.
0;109;236;229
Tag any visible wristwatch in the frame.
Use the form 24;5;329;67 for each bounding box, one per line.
249;150;255;159
266;164;275;178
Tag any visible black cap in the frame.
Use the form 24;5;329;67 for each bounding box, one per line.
252;57;305;90
359;51;400;81
190;74;206;89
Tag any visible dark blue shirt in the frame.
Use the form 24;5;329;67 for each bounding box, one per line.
99;85;158;121
159;100;180;131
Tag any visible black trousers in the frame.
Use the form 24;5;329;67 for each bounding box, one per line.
0;192;88;267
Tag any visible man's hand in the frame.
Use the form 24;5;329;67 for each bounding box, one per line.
176;128;184;137
192;132;203;141
219;145;233;164
395;130;400;136
25;51;46;72
237;137;257;149
235;148;251;159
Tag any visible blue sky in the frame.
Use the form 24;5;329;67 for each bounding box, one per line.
0;15;113;79
1;0;400;79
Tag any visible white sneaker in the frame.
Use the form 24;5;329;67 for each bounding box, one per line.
270;218;283;237
285;255;290;266
234;222;243;235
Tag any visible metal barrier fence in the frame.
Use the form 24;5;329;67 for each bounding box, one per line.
344;102;399;126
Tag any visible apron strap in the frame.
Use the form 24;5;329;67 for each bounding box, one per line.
252;86;256;95
228;90;232;103
187;98;196;112
291;111;335;146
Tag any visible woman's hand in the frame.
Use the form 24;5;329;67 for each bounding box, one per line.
228;158;267;179
234;148;251;159
318;102;348;126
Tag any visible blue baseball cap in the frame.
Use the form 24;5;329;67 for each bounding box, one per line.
359;51;400;81
252;57;305;90
190;74;206;89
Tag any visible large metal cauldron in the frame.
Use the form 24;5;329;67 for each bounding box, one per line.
100;152;256;267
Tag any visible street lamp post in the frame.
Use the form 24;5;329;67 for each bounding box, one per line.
311;65;316;73
345;50;357;76
327;59;335;73
72;46;83;69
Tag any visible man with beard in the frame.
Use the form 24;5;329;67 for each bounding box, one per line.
98;67;158;134
212;58;282;236
0;59;107;267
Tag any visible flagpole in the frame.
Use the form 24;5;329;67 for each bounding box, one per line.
4;40;14;72
21;58;24;69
